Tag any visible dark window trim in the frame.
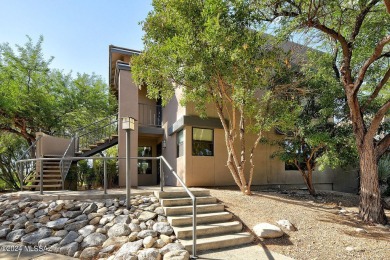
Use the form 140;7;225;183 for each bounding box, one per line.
177;130;184;158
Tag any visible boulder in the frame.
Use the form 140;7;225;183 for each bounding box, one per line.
59;241;79;256
138;211;157;222
276;219;297;231
38;236;62;247
138;248;161;260
102;236;129;248
153;222;174;235
64;220;89;231
80;246;100;259
6;229;25;242
46;218;69;230
60;230;79;246
160;243;185;255
107;223;131;237
114;240;143;259
143;235;157;248
253;223;284;238
138;229;158;239
78;225;96;237
81;233;107;248
21;227;52;245
163;250;190;260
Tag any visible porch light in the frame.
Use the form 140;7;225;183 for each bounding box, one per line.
162;139;167;149
122;117;135;130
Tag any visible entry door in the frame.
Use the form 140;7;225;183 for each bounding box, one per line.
156;142;162;184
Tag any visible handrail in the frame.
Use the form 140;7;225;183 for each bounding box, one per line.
160;156;197;258
74;114;118;134
16;155;197;257
17;136;42;161
59;137;76;189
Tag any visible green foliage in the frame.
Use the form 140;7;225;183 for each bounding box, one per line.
0;133;27;190
378;153;390;187
0;36;116;142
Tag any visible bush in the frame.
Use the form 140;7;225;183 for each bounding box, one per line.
378;153;390;196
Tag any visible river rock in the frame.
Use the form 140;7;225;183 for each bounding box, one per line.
63;210;82;219
79;225;96;237
276;219;297;231
129;223;141;232
163;249;190;260
138;229;158;239
160;243;185;255
54;230;68;238
47;218;69;230
60;230;79;246
153;222;174;235
21;227;52;245
60;241;79;256
38;236;62;247
81;233;107;248
25;224;38;234
138;248;161;260
102;236;129;248
107;223;131;237
114;240;143;259
114;215;130;224
80;247;99;259
6;229;25;242
143;235;157;248
138;211;157;222
253;223;284;238
50;213;62;221
64;220;88;231
89;217;101;225
0;228;11;238
82;203;98;215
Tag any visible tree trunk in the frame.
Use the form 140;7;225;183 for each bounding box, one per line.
358;143;388;224
301;170;316;196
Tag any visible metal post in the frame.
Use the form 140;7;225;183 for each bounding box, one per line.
104;159;107;195
160;157;163;191
126;129;131;209
40;160;43;195
192;197;197;258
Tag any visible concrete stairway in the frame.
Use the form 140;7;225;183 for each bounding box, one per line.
23;155;62;190
154;190;253;253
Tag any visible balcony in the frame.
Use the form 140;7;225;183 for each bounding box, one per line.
138;103;162;128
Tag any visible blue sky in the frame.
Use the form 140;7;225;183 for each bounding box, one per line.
0;0;152;83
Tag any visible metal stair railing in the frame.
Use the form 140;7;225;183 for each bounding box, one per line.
76;114;118;153
16;136;42;190
59;137;76;189
16;155;197;257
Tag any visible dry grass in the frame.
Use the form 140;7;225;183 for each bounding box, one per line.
208;188;390;260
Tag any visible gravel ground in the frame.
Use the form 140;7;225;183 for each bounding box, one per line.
208;188;390;260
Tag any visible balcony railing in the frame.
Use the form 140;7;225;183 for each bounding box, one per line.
138;103;162;127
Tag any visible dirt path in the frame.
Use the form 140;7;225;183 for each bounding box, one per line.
208;188;390;260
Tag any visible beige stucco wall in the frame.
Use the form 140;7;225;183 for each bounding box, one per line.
118;70;139;187
36;132;72;157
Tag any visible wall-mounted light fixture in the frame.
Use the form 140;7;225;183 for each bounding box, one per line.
162;139;167;149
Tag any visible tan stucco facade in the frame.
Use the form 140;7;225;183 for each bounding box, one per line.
111;45;358;193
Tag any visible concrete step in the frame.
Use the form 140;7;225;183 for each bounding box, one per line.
154;190;210;199
89;144;98;149
43;166;60;169
180;232;254;252
23;184;62;189
173;221;242;239
164;204;224;216
31;179;62;183
168;211;232;226
160;196;217;207
43;161;61;165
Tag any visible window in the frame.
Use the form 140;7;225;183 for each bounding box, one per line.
192;128;214;156
177;130;184;158
138;146;152;174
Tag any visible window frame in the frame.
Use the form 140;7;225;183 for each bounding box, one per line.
192;127;214;156
176;129;184;158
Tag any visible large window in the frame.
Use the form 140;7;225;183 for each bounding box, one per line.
138;146;152;174
177;130;184;158
192;128;214;156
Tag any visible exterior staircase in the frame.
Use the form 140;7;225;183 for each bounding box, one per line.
22;155;62;190
154;190;254;253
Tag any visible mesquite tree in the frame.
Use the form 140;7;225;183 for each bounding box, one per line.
255;0;389;224
132;0;298;195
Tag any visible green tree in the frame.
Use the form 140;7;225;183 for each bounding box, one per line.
0;36;116;144
254;0;389;223
132;0;298;195
0;133;27;190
